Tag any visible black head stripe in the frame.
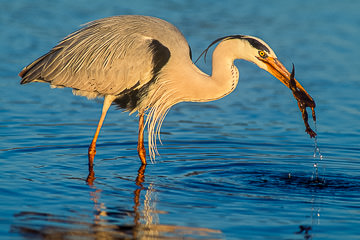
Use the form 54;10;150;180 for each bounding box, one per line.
211;35;270;53
241;37;270;53
195;35;270;63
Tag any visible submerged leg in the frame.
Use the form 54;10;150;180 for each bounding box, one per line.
137;112;147;165
88;95;116;169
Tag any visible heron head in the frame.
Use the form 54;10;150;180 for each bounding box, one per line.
241;36;316;109
198;35;315;109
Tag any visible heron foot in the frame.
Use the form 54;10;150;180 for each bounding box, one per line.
86;169;95;186
86;144;96;185
137;144;147;165
88;143;96;168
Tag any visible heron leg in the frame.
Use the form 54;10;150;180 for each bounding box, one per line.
88;95;116;170
137;113;147;165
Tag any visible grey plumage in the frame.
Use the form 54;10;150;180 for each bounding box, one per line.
20;15;190;112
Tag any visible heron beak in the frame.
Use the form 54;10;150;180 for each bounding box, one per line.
258;56;317;138
259;57;315;108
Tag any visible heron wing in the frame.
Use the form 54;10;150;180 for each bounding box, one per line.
19;17;169;97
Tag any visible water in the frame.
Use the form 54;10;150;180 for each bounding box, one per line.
1;0;360;239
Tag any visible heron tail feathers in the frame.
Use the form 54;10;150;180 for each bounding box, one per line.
19;48;62;85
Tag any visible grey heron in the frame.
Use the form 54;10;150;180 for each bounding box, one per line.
19;15;315;169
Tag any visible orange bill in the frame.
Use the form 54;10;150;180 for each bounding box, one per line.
259;57;315;107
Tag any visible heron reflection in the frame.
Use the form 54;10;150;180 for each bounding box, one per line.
12;164;221;239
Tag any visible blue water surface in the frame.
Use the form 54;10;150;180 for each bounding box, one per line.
1;0;360;239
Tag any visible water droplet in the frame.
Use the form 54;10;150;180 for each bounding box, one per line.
311;120;326;182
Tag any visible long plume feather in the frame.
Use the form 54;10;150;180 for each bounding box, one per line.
195;35;246;64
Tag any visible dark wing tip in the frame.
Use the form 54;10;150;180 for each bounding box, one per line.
19;68;30;84
19;68;26;78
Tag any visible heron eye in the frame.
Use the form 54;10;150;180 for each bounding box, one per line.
258;50;267;58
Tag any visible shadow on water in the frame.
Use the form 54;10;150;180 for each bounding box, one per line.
11;164;222;239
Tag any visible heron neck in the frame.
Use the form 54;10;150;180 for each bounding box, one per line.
181;42;239;103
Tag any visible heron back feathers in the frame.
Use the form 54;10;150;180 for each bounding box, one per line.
19;15;188;107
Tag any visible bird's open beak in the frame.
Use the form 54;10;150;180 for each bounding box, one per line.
258;57;315;108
